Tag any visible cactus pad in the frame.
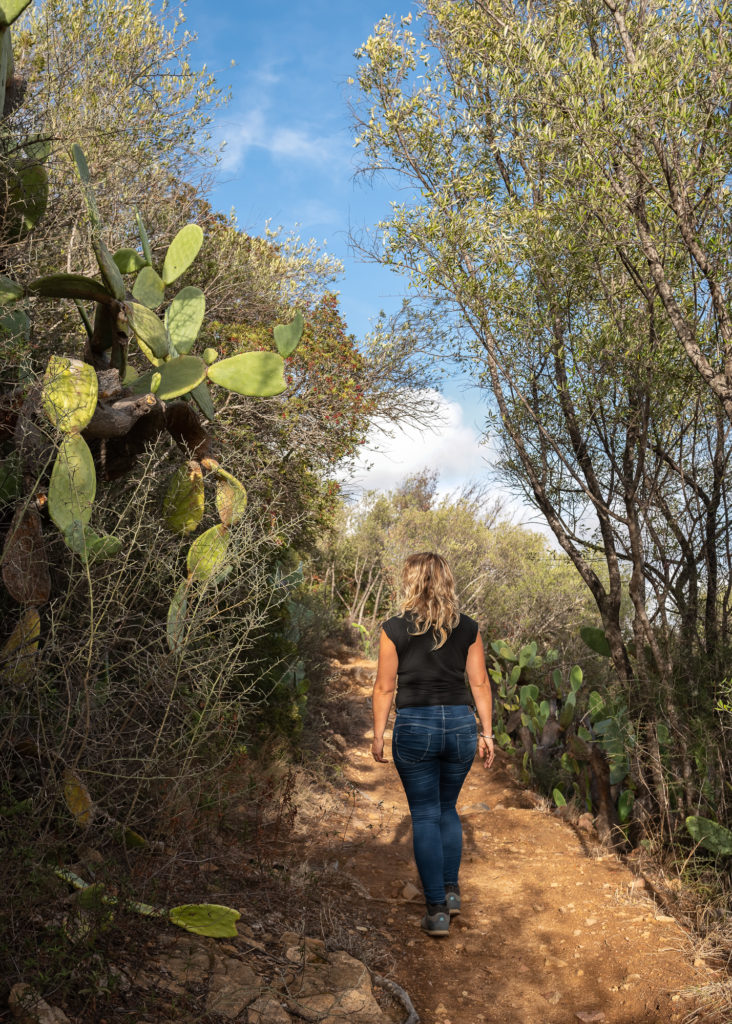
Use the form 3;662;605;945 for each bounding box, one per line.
207;351;286;397
190;380;216;421
63;769;94;826
0;276;22;303
135;208;153;265
27;272;113;305
48;434;96;533
168;903;240;938
187;524;229;582
685;815;732;856
0;0;32;27
113;248;147;274
162;224;204;285
70;143;91;184
132;266;165;309
163;461;204;535
127;301;169;359
92;235;126;301
579;626;611;657
5;162;48;242
130;356;207;401
215;468;247;527
0;606;40;684
274;311;304;357
167;580;188;653
42;356;98;433
1;505;50;604
63;521;122;562
202;347;218;365
165;286;205;353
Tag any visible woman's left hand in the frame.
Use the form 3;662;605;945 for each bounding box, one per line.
371;736;388;762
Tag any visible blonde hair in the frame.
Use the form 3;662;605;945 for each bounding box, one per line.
399;552;460;649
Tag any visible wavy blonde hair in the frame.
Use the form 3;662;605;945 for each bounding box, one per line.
399;552;460;649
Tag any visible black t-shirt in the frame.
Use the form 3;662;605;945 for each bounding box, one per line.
381;612;479;708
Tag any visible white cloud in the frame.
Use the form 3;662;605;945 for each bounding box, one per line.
340;391;491;495
339;390;558;541
217;105;348;174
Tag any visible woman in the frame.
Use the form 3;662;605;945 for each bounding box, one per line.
370;552;494;937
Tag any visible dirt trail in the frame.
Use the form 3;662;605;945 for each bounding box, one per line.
315;655;712;1024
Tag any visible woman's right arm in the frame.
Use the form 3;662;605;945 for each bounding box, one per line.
466;631;495;768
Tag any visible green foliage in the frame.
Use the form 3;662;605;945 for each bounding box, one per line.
685;816;732;857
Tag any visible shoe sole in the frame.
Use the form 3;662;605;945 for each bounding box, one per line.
448;907;460;917
422;927;450;936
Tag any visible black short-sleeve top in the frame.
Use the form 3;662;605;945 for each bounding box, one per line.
381;611;479;708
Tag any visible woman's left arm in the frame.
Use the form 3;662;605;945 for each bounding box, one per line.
371;629;398;763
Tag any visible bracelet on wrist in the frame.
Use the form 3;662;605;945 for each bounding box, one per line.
480;733;495;740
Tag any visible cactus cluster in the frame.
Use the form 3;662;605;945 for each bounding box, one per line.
0;143;304;670
489;636;637;829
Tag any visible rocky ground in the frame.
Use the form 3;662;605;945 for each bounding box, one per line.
7;651;730;1024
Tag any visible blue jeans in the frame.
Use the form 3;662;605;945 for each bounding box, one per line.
392;705;477;904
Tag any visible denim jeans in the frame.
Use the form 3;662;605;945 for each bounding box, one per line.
392;704;477;904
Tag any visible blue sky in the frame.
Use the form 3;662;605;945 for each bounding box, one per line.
183;0;540;524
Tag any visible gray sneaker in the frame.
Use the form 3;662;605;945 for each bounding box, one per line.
445;890;461;916
421;904;450;936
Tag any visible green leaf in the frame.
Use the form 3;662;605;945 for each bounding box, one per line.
41;356;98;433
0;276;22;303
48;434;96;533
27;272;112;304
132;266;165;309
274;311;304;357
167;580;188;654
168;903;240;938
553;788;567;807
63;769;94;826
166;286;205;353
215;467;247;527
187;525;229;583
577;725;593;742
0;0;31;27
5;162;48;241
508;664;521;686
163;462;204;535
580;626;611;657
130;356;207;401
518;641;537;667
207;351;286;397
588;691;604;721
685;816;732;856
190;380;216;421
491;640;517;662
113;248;147;275
558;692;576;730
618;790;634;824
569;665;583;692
63;521;122;563
609;757;629;786
23;134;52;163
70;143;90;184
126;302;169;359
519;683;539;707
162;224;203;285
92;235;126;301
